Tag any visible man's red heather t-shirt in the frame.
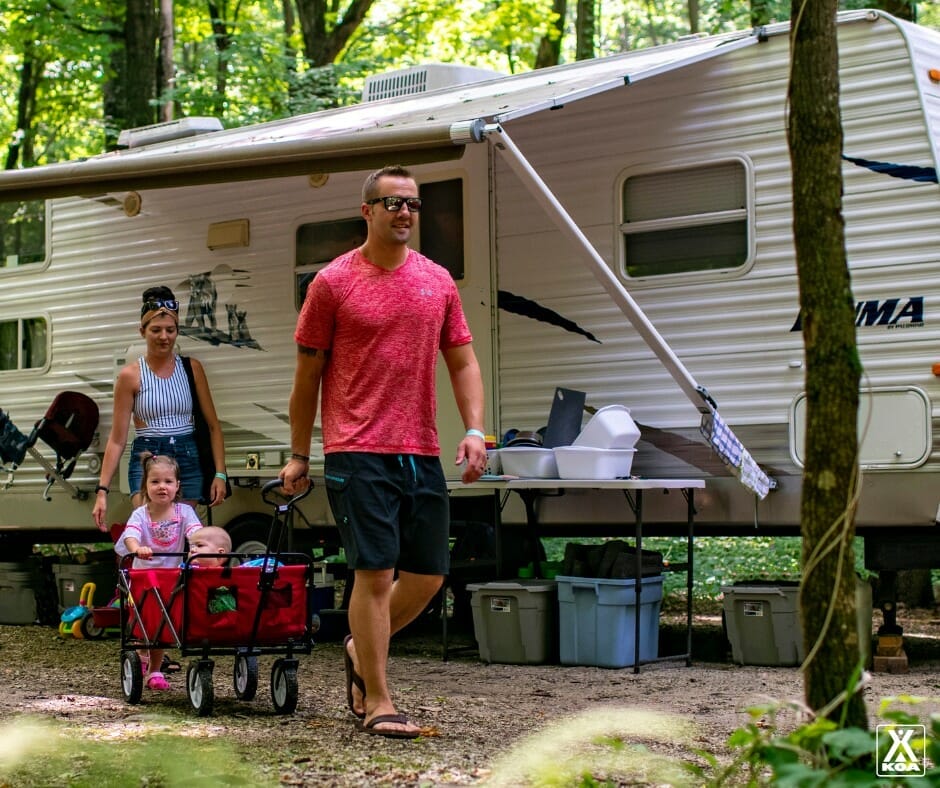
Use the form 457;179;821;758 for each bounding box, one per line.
295;248;472;456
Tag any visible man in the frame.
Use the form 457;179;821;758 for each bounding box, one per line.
279;165;487;738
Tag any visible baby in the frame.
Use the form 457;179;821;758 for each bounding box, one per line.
188;526;232;567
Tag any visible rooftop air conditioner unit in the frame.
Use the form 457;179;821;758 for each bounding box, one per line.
117;117;224;149
362;63;502;102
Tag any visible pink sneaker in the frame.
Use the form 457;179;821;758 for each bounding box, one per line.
146;672;170;690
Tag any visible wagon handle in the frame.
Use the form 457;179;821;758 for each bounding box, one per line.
261;477;313;510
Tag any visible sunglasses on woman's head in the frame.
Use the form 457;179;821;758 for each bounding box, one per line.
141;299;179;316
365;196;423;212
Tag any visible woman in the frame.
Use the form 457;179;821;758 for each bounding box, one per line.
92;286;228;532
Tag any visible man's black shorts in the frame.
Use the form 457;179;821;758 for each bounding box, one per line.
323;452;450;574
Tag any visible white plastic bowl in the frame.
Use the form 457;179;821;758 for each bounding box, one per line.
499;447;558;478
553;446;637;479
573;404;641;449
485;448;502;475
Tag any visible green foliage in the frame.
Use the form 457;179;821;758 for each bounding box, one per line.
690;695;940;787
545;535;872;601
0;718;275;787
1;1;938;168
654;536;803;599
486;707;694;786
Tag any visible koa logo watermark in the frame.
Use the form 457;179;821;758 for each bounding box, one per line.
876;724;926;777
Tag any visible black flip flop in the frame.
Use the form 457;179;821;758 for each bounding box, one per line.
356;713;421;739
343;634;366;719
160;655;182;674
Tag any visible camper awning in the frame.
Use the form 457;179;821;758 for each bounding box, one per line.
0;30;766;201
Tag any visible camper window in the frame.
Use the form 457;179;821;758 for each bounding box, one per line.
0;199;46;269
418;178;464;281
0;318;47;371
295;217;367;309
619;160;749;278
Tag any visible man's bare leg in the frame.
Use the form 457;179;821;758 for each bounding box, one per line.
347;569;443;733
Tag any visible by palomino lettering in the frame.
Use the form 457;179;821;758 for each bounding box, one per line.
791;296;924;331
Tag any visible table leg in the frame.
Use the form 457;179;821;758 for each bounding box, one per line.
634;489;643;674
519;490;543;578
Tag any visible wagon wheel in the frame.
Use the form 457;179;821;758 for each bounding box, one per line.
187;660;214;717
121;650;143;704
233;653;258;701
77;611;105;640
270;658;298;715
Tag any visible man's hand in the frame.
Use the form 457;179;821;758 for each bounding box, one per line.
456;435;487;484
278;458;311;495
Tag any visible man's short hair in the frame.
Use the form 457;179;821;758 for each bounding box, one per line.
362;165;413;203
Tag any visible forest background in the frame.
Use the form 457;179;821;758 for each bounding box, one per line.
2;0;939;171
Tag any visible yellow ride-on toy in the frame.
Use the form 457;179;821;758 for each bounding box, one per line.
59;582;96;638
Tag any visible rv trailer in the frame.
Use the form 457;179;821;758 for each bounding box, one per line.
0;10;939;583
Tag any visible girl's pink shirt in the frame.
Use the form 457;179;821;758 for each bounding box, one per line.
117;502;202;568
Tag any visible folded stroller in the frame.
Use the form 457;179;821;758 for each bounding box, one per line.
0;391;99;499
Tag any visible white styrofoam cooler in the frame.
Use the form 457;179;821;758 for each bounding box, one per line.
573;405;641;449
553;446;636;479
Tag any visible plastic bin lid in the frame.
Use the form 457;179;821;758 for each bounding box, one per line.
721;583;799;594
467;580;557;593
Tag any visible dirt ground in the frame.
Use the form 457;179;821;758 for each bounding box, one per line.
1;605;939;786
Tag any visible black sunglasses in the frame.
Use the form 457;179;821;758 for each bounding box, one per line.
141;298;179;316
366;196;423;212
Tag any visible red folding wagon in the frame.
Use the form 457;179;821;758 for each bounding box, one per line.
117;480;315;716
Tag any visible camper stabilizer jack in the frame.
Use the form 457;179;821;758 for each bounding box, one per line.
467;121;773;499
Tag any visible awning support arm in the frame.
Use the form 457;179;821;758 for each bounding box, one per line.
468;121;713;415
458;121;775;498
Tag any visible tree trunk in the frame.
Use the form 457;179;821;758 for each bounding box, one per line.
283;0;300;106
295;0;375;66
5;45;43;170
208;1;233;116
158;0;175;122
575;0;595;61
535;0;566;68
788;0;866;727
687;0;699;34
124;0;158;127
103;0;158;149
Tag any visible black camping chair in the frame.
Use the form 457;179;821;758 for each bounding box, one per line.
0;391;99;499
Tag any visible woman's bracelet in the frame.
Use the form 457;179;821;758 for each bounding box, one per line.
291;452;310;463
214;472;228;481
465;429;486;441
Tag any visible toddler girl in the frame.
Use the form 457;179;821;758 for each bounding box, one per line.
116;452;202;690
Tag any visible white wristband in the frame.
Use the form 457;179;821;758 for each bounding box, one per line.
465;429;486;441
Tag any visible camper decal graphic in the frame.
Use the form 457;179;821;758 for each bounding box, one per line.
497;290;601;343
791;297;924;332
843;155;937;184
177;266;262;350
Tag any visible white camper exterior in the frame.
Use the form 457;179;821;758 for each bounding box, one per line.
1;10;939;562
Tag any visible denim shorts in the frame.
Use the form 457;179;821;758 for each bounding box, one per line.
323;452;450;574
128;433;203;500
